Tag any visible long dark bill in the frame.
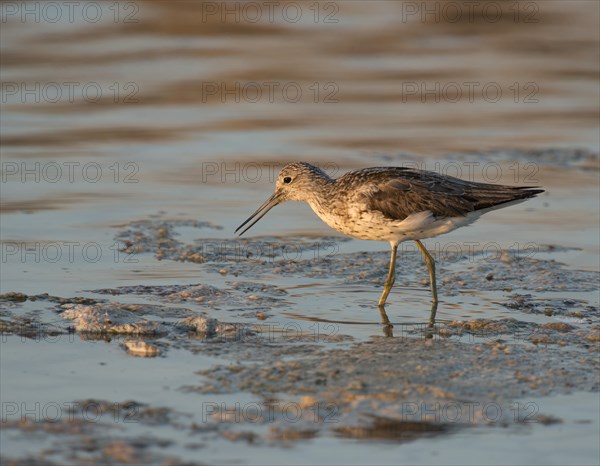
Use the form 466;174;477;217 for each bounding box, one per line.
235;192;282;236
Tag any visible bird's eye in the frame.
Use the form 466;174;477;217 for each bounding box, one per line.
283;176;292;184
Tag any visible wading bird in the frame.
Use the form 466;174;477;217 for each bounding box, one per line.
236;162;543;324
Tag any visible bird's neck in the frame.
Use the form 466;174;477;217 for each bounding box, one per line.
304;172;334;204
304;175;337;222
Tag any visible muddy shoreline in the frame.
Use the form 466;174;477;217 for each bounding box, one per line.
1;213;598;464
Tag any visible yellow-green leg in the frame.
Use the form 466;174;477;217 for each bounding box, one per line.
378;243;398;307
415;240;438;305
415;240;439;327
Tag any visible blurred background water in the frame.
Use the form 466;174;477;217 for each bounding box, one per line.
1;0;598;294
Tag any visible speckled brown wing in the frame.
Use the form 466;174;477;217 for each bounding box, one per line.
345;168;543;221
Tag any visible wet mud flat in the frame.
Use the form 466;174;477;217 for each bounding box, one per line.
1;212;598;465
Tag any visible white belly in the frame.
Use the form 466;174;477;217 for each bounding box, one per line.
308;201;482;243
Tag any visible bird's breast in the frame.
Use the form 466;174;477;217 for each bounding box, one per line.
307;200;348;232
307;199;393;241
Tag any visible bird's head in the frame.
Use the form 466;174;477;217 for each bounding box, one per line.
235;162;330;236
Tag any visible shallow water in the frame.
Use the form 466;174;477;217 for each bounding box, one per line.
1;1;599;465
